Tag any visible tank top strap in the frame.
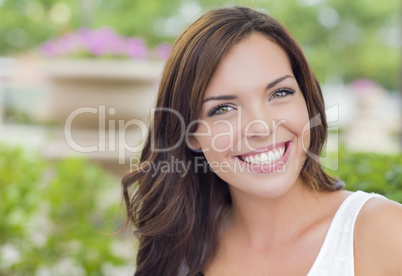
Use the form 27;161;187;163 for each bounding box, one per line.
308;190;384;276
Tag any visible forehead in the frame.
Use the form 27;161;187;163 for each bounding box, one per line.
204;33;293;97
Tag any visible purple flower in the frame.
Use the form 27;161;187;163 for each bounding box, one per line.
126;38;148;59
350;78;381;98
40;40;58;57
39;27;170;60
58;33;81;55
156;43;172;60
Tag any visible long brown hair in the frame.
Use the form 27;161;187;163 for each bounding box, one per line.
122;6;343;276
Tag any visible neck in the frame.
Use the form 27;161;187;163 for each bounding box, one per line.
227;178;322;249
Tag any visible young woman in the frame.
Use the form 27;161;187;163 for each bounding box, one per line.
122;6;402;276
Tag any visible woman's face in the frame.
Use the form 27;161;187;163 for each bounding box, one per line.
190;32;311;199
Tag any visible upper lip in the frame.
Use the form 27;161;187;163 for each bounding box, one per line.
236;141;290;158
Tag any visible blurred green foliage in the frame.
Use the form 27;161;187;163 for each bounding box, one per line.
327;147;402;203
0;145;133;275
0;146;46;245
0;144;401;274
0;0;399;89
0;0;182;53
201;0;400;90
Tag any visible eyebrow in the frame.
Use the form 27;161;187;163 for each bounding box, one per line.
265;74;294;90
202;74;294;104
202;95;237;103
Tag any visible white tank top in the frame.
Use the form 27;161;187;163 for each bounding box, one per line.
179;191;383;276
307;190;383;276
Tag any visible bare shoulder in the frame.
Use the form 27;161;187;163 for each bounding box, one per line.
354;194;402;275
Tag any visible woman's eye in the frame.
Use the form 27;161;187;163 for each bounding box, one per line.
269;89;295;100
208;104;234;116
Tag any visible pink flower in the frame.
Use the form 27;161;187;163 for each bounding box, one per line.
39;27;170;60
156;43;172;60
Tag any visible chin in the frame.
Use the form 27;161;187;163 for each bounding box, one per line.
228;172;303;200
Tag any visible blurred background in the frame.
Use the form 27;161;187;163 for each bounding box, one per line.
0;0;401;274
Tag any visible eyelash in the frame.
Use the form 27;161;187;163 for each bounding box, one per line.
269;87;296;100
207;88;296;117
207;104;234;117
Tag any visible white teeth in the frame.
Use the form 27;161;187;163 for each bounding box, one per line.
268;151;275;160
260;153;268;162
241;146;286;165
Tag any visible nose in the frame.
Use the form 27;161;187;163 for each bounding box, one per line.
242;105;275;139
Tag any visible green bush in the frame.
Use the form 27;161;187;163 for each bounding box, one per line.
0;146;46;245
327;147;402;203
0;145;134;275
1;144;401;274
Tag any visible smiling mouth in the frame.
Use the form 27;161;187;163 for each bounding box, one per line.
237;142;290;165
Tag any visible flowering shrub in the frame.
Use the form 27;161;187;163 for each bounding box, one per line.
328;147;402;202
40;27;171;60
1;144;400;275
0;145;134;275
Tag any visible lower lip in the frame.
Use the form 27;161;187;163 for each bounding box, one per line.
235;141;292;173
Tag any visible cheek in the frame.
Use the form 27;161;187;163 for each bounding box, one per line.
302;124;311;150
276;99;310;143
211;126;234;152
297;107;311;149
196;121;235;152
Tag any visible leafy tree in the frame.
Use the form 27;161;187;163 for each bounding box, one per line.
197;0;400;89
0;0;183;54
0;0;399;89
